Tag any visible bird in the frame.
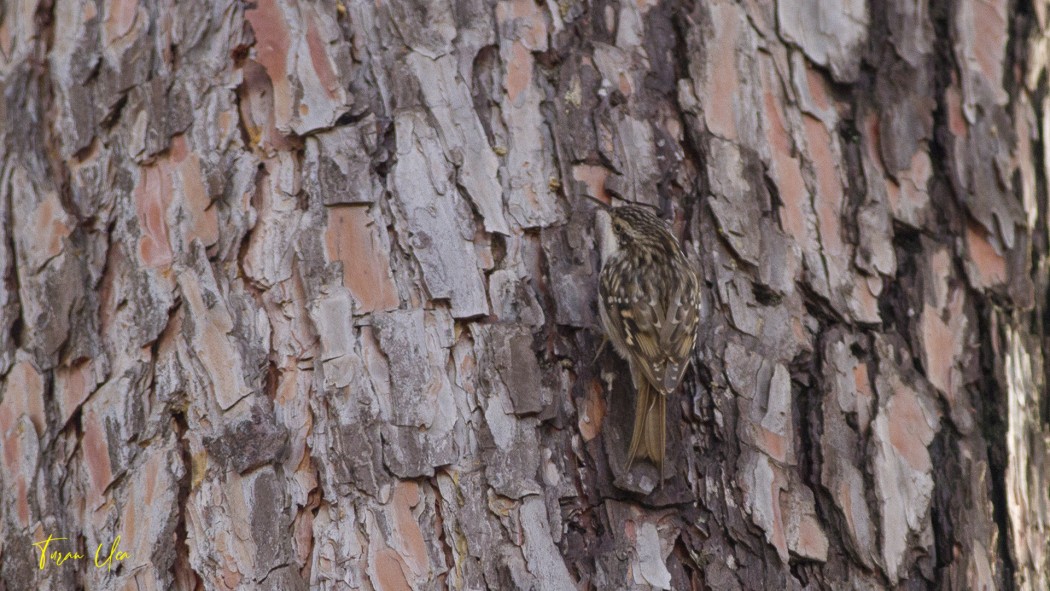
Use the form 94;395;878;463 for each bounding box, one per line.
593;202;701;480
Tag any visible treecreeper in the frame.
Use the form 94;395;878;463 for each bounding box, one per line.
594;203;701;483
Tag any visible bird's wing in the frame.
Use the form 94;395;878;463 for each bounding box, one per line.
603;264;698;395
655;270;700;392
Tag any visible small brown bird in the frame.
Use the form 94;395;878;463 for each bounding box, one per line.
594;203;700;478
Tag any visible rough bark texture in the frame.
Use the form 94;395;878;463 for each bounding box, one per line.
1;0;1049;589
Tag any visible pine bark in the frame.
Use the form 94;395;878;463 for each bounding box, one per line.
1;0;1048;589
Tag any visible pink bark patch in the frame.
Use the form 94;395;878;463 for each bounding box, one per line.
888;150;933;223
0;17;11;58
134;164;174;269
221;566;243;589
705;2;740;140
171;135;219;248
506;42;532;104
617;72;633;97
836;479;858;539
240;60;296;152
794;512;828;560
972;0;1007;91
57;360;94;426
29;193;72;266
391;481;429;577
456;350;477;396
103;0;138;43
946;84;967;138
0;429;18;475
246;0;292;126
82;408;114;505
0;361;45;435
503;0;547;50
763;60;808;245
16;479;29;526
200;318;240;407
134;135;219;268
805;65;832;113
306;18;341;99
852;363;873;434
572;164;610;203
578;380;606;441
760;428;788;464
803;117;846;260
919;245;968;410
923;312;957;405
769;472;789;558
921;295;964;406
374;549;412;591
886;389;934;472
965;221;1008;288
850;279;881;323
324;205;399;314
142;449;160;505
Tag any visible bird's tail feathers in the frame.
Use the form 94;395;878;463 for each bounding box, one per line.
625;380;666;480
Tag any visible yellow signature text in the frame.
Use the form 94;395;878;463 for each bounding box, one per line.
32;534;129;570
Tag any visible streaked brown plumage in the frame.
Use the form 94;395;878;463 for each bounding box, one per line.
595;204;700;479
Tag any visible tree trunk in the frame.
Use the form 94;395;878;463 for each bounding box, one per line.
1;0;1048;589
